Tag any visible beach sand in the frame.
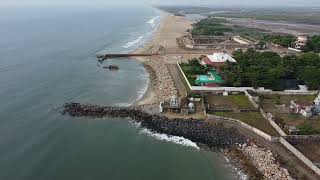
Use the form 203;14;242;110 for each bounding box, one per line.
133;12;193;107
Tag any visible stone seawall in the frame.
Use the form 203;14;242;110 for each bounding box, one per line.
144;59;177;103
62;103;245;150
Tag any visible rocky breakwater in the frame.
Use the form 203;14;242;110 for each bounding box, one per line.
240;143;293;180
62;103;245;150
144;58;177;104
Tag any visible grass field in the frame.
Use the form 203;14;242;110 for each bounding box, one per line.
207;95;254;109
213;112;279;136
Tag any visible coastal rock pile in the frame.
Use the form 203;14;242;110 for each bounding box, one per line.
62;103;245;149
240;143;293;180
144;58;177;103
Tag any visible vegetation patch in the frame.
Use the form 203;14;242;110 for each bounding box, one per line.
180;59;208;86
191;18;233;36
220;49;320;90
303;35;320;53
263;34;295;47
207;95;254;109
212;112;279;136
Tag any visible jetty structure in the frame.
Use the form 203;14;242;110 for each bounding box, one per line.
96;53;158;61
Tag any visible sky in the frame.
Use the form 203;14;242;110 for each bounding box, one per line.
1;0;319;7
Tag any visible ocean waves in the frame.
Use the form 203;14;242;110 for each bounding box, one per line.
122;36;143;49
122;16;160;49
147;16;160;29
140;128;200;150
131;121;200;150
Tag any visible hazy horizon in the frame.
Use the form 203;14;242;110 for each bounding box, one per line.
1;0;320;8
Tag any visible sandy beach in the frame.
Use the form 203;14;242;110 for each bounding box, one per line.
133;12;193;107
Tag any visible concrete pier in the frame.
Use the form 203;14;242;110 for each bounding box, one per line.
96;53;158;60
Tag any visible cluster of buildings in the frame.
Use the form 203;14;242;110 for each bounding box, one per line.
290;93;320;118
159;95;199;115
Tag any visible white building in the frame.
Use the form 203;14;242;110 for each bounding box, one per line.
290;93;320;118
233;36;254;45
295;35;308;50
207;52;237;63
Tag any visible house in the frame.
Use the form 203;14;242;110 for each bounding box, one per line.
295;35;308;50
201;52;237;70
314;93;320;114
290;93;320;118
290;100;313;118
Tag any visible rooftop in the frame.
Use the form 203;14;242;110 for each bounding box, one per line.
207;52;237;63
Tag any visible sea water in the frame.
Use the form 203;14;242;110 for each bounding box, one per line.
0;5;238;180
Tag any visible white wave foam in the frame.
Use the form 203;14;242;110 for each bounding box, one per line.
122;16;160;50
122;36;144;49
223;155;248;180
147;16;160;29
140;128;200;150
114;102;132;107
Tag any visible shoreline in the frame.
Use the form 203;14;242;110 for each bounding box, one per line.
119;10;298;180
128;11;260;179
131;11;168;107
132;11;192;107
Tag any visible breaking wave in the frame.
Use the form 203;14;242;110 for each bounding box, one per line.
129;121;199;150
122;16;160;49
122;36;143;49
147;16;160;29
140;128;200;150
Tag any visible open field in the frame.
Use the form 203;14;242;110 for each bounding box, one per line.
205;94;278;136
222;17;320;36
212;112;279;136
207;95;254;109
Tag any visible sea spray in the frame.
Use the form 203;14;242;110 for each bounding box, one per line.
140;128;200;150
130;121;199;149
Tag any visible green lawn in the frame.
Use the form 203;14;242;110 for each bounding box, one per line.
213;112;279;136
207;95;254;109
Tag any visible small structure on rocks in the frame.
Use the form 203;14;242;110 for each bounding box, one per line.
160;95;181;113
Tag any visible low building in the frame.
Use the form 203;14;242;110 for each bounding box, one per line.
290;93;320;118
233;36;254;45
290;100;313;118
201;52;237;70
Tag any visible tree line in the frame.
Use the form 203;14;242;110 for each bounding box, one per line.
220;49;320;90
